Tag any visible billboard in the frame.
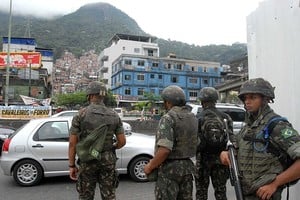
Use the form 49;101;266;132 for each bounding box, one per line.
0;105;52;120
0;52;41;69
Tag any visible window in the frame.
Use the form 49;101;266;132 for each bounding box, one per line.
189;91;198;97
203;67;208;72
137;74;145;81
189;78;197;84
214;67;219;72
33;121;69;141
175;63;182;70
125;75;131;80
134;48;140;53
150;74;155;79
167;63;172;69
125;59;132;65
158;74;163;79
191;66;195;71
137;60;145;66
150;89;155;93
148;50;154;56
203;78;209;84
152;62;159;67
171;75;178;83
138;88;144;96
125;88;131;95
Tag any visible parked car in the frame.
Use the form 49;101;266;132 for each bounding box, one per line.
188;103;246;134
51;110;78;117
0;125;16;156
0;116;155;186
51;110;132;133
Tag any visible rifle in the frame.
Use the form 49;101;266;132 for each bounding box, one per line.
224;119;244;200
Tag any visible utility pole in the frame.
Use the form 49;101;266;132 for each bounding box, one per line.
28;62;32;97
5;0;12;106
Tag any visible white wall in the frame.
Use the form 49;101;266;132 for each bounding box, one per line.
247;0;300;131
247;0;300;195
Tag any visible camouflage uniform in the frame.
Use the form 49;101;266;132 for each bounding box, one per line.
195;106;233;200
70;102;124;200
236;105;300;200
155;105;198;200
235;78;300;199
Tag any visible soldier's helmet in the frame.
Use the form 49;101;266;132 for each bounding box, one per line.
238;78;275;101
199;87;219;102
161;85;186;106
86;81;107;96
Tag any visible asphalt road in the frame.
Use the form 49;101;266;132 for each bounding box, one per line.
1;167;299;200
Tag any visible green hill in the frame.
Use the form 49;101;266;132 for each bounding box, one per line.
0;2;247;64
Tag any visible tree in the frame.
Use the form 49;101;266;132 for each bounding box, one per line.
55;92;87;109
54;90;117;109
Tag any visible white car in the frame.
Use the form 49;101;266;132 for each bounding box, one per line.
51;110;132;133
188;103;246;134
0;116;155;186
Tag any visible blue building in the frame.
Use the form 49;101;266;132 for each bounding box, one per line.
111;54;222;103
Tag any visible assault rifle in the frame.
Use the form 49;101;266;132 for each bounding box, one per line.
224;119;244;200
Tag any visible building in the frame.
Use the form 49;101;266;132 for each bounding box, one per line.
0;37;53;105
111;53;222;104
98;34;159;89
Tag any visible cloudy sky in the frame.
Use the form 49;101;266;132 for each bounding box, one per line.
0;0;263;46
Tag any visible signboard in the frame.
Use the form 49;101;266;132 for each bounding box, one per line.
0;106;52;120
0;52;41;69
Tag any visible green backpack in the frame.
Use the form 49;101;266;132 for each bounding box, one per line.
76;124;108;163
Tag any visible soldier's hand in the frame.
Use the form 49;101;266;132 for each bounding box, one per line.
256;182;277;200
144;160;153;175
69;167;78;181
220;151;230;166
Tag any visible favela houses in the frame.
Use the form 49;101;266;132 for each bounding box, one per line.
0;37;52;120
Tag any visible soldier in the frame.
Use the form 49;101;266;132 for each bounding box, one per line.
195;87;233;200
68;81;126;200
220;78;300;200
144;85;198;200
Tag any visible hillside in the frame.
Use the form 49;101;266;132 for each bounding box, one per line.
0;2;247;64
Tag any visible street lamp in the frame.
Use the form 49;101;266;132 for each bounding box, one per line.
5;0;12;106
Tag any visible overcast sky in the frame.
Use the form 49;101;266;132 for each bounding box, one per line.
0;0;263;46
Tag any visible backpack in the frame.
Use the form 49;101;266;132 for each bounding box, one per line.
201;109;227;153
259;116;299;186
76;123;109;163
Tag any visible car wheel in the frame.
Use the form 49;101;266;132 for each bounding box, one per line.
13;159;43;186
128;156;150;182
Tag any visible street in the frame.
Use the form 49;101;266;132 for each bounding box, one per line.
0;167;237;200
1;167;298;200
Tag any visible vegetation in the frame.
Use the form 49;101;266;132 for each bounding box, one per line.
54;90;117;108
0;3;247;64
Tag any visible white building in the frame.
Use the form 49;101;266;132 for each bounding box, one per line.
98;34;159;88
247;0;300;195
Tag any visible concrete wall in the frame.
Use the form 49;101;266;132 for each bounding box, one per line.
0;119;158;135
123;120;158;135
247;0;300;196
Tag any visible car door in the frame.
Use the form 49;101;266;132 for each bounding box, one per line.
28;120;70;174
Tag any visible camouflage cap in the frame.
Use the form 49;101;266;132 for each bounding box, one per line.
238;78;275;101
161;85;186;106
199;87;219;102
86;81;107;96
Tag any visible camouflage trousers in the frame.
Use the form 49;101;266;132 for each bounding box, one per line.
195;153;229;200
155;159;195;200
76;151;118;200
